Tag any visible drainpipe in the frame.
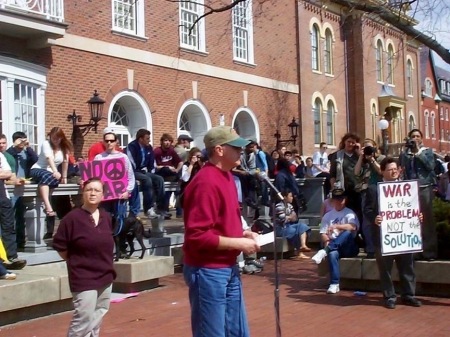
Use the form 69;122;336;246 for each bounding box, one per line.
295;0;303;153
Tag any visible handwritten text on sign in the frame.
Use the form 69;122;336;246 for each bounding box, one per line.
79;158;128;200
378;180;422;256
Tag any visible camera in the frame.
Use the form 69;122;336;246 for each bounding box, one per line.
404;137;416;149
363;146;376;156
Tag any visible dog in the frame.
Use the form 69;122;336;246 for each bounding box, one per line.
113;215;151;261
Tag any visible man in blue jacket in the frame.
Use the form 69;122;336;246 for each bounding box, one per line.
126;129;165;218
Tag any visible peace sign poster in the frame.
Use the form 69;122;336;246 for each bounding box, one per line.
79;157;128;200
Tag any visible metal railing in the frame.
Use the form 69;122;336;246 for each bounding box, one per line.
0;0;64;22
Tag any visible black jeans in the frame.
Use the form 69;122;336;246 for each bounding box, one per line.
0;198;18;260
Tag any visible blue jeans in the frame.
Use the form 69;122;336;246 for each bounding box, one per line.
361;192;375;254
128;184;141;217
183;264;250;337
327;230;359;285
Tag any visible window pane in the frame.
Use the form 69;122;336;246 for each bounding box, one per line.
14;82;38;150
311;26;319;70
113;0;137;34
232;1;252;62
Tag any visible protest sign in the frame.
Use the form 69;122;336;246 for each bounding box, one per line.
378;180;422;256
79;157;128;200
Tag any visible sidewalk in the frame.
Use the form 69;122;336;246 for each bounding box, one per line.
1;257;450;337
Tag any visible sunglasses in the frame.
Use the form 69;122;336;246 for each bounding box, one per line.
104;139;116;143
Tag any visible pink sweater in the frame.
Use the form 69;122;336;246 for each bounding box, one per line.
183;163;242;268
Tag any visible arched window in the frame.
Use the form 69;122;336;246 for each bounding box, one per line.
406;59;413;95
424;79;433;96
311;24;320;71
431;112;436;139
408;115;415;131
110;102;131;149
313;98;322;144
324;29;333;74
179;112;191;131
387;44;394;85
424;111;429;139
376;40;383;82
326;101;334;145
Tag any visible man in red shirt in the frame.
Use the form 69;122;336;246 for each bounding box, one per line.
183;126;259;337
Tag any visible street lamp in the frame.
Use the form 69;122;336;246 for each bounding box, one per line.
274;117;299;150
67;90;106;142
378;117;389;155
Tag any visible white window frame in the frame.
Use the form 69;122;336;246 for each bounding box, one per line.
406;59;413;96
311;24;320;71
112;0;145;37
232;0;254;64
324;29;333;75
326;101;335;145
376;40;383;82
387;44;394;85
424;78;433;97
424;110;429;139
0;56;47;150
446;108;449;121
313;98;322;144
179;0;205;52
431;111;436;139
440;79;446;94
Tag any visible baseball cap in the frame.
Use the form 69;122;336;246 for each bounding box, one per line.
178;134;194;142
103;127;115;134
331;188;347;199
203;126;250;148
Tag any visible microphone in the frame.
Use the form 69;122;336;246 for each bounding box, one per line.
255;171;284;202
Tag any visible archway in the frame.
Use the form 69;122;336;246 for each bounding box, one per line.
232;108;259;142
178;100;211;149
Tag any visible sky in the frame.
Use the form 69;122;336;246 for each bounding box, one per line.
412;0;450;68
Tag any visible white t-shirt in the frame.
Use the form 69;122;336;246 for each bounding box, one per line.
312;150;329;173
320;206;359;237
31;140;64;172
0;152;11;198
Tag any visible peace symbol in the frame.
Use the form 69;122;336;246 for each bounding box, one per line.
104;159;126;180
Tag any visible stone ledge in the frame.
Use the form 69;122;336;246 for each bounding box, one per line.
337;257;450;297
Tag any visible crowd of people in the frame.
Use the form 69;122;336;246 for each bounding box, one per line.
2;124;449;335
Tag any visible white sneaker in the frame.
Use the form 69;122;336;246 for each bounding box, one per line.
0;272;17;280
327;284;340;294
311;249;327;264
147;208;158;219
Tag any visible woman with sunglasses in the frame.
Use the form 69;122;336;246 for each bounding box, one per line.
30;127;73;217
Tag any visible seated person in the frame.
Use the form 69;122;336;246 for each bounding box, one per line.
311;188;360;294
275;190;311;260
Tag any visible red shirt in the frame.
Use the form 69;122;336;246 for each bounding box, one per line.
87;142;122;161
183;163;243;268
154;146;181;168
53;208;116;292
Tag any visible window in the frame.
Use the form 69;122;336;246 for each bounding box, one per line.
232;0;254;63
13;83;39;150
446;108;449;121
112;0;145;37
179;0;205;51
447;82;450;95
440;79;446;94
324;29;333;74
406;59;413;96
326;101;334;145
424;111;429;138
387;44;394;85
311;24;320;71
313;98;322;144
110;102;130;150
408;115;415;131
430;117;435;138
179;112;191;131
440;107;444;120
424;79;432;97
376;40;383;82
441;128;445;141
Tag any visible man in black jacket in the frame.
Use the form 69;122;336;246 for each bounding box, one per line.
126;129;166;219
365;157;422;309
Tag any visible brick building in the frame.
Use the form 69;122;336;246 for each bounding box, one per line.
0;0;433;157
419;48;450;155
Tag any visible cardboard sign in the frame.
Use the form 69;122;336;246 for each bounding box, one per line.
378;180;422;256
79;157;128;200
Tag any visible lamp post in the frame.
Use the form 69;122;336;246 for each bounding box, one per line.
274;117;299;150
378;118;389;155
67;90;106;142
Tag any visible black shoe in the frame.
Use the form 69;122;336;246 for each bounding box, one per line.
384;299;396;309
164;213;172;220
244;198;258;210
401;297;422;307
43;232;53;240
246;259;264;269
366;253;375;259
5;258;27;270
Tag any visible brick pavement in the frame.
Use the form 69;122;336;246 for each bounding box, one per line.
1;257;450;337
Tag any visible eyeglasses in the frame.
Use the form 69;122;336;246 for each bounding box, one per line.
104;139;116;143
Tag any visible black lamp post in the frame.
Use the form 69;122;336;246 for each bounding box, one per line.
274;117;299;150
67;90;106;142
